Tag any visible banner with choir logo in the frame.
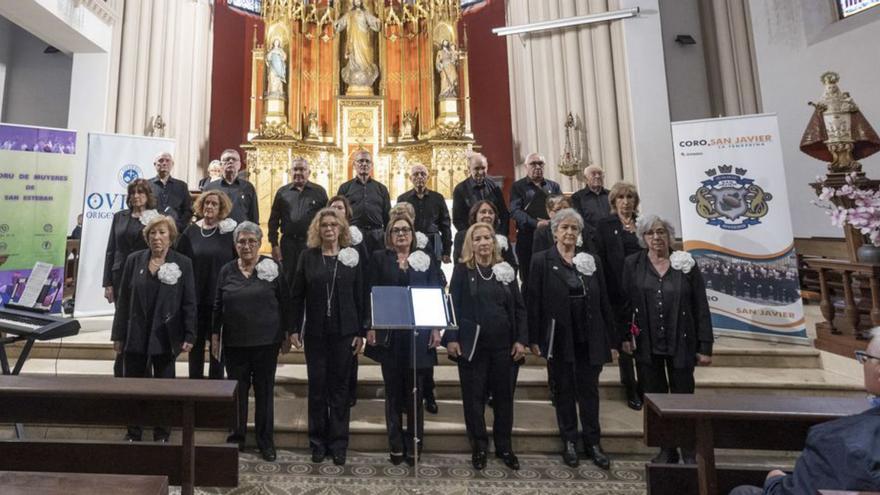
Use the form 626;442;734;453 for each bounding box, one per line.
74;133;175;317
0;124;77;313
672;114;808;343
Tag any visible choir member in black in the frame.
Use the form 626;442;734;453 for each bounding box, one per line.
103;178;158;377
111;216;196;442
528;208;615;469
510;153;561;286
268;157;328;280
211;222;291;462
452;152;510;235
290;208;365;466
177;190;237;379
336;150;391;255
203;149;259;223
570;165;611;228
198;160;222;190
452;200;517;271
596;181;644;411
148;151;193;233
621;214;713;465
446;223;527;471
365;216;445;466
396;163;452;264
532;194;599;255
329;195;370;408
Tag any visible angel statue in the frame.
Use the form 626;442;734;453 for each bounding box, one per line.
436;39;460;99
266;38;287;98
334;0;381;90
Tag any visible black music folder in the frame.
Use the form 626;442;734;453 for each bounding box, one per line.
370;286;456;330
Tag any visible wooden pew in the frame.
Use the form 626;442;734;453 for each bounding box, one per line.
644;393;868;495
0;470;168;495
0;375;238;495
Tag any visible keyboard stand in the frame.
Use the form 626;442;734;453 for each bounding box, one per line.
0;332;40;439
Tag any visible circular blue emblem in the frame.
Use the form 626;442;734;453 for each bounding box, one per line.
118;164;142;187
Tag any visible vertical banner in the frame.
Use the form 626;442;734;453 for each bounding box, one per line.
672;114;808;342
0;124;76;313
74;133;175;317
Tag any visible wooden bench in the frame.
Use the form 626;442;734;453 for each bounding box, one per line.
0;470;168;495
0;375;238;495
644;393;868;495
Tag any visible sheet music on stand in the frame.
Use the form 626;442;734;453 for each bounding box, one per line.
15;261;53;309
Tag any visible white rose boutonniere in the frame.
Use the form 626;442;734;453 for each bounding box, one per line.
670;250;695;274
256;258;279;282
495;234;509;252
218;218;237;234
349;225;363;246
157;262;182;285
407;250;431;272
338;247;359;267
492;262;515;285
138;209;160;226
573;252;596;277
416;231;428;249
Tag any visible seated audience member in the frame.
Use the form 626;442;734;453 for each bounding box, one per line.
198;160;223;190
532;194;598;255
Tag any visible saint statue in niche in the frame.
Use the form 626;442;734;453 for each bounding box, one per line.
334;0;381;91
436;39;460;99
266;39;287;98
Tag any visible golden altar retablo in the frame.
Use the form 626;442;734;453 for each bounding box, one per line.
244;0;477;237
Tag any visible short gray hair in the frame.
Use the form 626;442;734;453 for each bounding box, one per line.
635;214;675;249
233;221;263;242
550;208;584;235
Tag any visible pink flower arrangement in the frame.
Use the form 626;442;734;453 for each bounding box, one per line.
814;173;880;246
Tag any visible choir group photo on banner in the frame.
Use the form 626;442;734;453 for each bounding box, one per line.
106;147;712;470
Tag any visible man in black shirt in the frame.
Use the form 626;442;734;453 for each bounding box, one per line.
451;153;509;235
397;163;452;264
204;149;259;224
149;151;193;233
336;150;391;255
570;165;611;228
510;153;561;285
268;157;328;279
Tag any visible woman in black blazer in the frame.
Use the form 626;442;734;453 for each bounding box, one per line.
290;208;365;466
111;215;196;442
528;208;616;470
365;216;445;466
103;178;158;377
452;200;517;270
212;221;291;462
445;222;526;471
532;194;598;256
596;182;644;410
620;214;713;465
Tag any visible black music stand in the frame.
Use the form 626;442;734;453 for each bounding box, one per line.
370;286;457;478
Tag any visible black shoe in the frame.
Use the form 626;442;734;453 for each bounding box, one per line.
123;433;141;442
585;444;610;470
487;395;495;409
471;450;487;470
332;452;346;466
562;441;579;467
496;451;520;470
261;447;277;462
627;397;643;411
680;449;696;465
650;448;679;464
425;396;438;414
311;448;326;463
154;436;169;444
349;397;357;408
390;453;405;465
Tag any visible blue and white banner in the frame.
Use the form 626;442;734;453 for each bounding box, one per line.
74;133;175;317
672;114;808;343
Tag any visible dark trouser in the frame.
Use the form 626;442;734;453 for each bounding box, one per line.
458;346;515;453
280;237;307;281
111;276;127;379
189;307;223;379
381;362;428;455
224;343;279;452
550;346;603;445
123;353;176;440
424;367;436;400
304;333;354;455
349;353;359;404
641;354;696;456
618;351;643;401
515;230;535;289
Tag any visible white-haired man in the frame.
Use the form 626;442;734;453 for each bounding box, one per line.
149;151;193;233
509;153;561;286
451;153;509;235
570;165;610;228
203;149;259;223
397;163;452;264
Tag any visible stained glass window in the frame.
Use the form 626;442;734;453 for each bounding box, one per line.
837;0;880;18
229;0;262;16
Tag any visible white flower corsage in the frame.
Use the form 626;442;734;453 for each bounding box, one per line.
576;234;584;247
670;250;695;274
338;247;359;267
138;209;160;226
573;252;596;276
495;234;509;252
256;258;279;282
218;218;237;234
157;262;182;285
416;231;428;249
492;262;515;285
349;225;363;246
407;250;431;272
